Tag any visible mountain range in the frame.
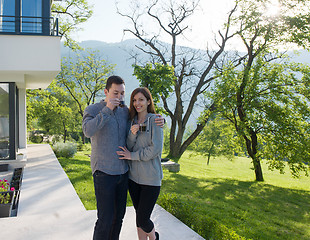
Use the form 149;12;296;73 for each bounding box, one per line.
61;39;310;90
61;39;310;126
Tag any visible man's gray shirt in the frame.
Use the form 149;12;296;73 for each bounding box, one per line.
82;100;129;175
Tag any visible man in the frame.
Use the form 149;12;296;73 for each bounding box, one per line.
82;76;164;240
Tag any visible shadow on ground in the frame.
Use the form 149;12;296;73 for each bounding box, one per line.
161;172;310;240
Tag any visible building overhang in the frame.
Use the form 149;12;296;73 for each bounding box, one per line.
0;35;61;89
0;71;60;89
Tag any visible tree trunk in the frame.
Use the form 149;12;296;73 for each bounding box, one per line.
167;144;182;161
167;103;215;161
63;122;67;143
245;137;264;181
82;132;86;144
167;124;187;161
207;154;211;165
243;128;264;181
250;129;264;181
207;142;215;165
252;157;264;181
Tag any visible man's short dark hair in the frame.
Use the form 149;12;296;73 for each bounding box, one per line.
105;76;125;90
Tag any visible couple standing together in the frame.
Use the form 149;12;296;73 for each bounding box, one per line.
82;76;164;240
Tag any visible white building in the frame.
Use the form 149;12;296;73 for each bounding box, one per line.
0;0;61;163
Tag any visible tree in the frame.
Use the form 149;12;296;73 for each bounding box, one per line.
190;116;241;165
51;0;93;49
211;57;310;181
118;0;238;161
209;0;310;181
27;81;80;142
56;49;115;142
133;63;176;114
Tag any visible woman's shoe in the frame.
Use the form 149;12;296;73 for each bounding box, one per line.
155;232;159;240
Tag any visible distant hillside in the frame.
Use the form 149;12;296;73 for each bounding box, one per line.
61;40;310;126
61;40;310;82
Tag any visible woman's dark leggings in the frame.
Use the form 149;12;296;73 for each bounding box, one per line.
128;179;160;233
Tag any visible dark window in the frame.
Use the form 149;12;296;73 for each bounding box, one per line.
0;83;16;160
15;87;19;153
0;83;10;159
9;83;16;160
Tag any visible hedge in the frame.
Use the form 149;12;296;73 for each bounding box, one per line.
158;193;249;240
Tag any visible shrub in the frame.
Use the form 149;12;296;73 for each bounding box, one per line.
158;193;248;240
28;130;47;143
51;135;63;144
52;142;77;158
29;134;43;143
70;132;82;142
77;143;91;151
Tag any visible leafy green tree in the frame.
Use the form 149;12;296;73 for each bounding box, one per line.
52;0;93;49
190;117;242;165
208;0;310;181
210;56;310;181
27;81;80;142
56;49;115;118
133;63;176;114
28;50;114;143
55;49;115;142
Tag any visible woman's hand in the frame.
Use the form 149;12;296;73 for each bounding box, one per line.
131;124;139;135
116;146;132;160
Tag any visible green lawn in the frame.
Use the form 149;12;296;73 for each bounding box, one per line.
58;149;310;240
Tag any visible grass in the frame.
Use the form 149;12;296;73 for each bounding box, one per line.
163;151;310;240
58;148;310;240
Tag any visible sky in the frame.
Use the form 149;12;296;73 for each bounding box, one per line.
72;0;238;50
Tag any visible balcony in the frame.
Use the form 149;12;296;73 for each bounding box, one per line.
0;15;59;36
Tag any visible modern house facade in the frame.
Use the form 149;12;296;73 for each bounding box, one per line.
0;0;61;164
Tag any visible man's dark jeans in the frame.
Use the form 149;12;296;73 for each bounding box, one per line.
93;170;128;240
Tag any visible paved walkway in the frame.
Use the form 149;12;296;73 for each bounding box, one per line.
0;144;205;240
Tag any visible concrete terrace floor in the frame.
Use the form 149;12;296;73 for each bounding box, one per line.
0;144;205;240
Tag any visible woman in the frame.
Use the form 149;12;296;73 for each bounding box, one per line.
117;87;163;240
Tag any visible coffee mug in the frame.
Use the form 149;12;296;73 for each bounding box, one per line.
119;99;125;107
139;123;147;132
